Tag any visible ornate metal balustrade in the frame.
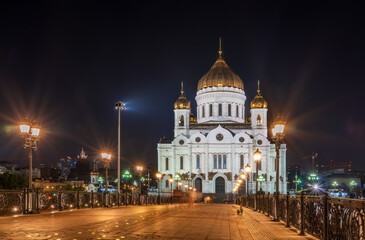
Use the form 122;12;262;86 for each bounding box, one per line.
241;192;365;240
0;188;180;216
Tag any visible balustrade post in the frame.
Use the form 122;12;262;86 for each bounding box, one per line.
117;192;120;206
286;191;290;227
36;188;39;213
267;192;270;216
76;191;80;209
91;191;94;208
323;193;328;240
58;190;62;211
299;191;305;236
23;188;27;214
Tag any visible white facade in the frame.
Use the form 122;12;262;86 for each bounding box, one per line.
157;51;287;195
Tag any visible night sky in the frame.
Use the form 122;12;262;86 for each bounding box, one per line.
0;1;364;171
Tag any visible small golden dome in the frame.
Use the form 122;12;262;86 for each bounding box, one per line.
250;80;268;109
174;82;191;110
197;40;244;91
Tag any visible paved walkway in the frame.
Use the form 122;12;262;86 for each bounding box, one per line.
0;204;317;239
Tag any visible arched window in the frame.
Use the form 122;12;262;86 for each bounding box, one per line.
209;104;213;117
165;158;169;170
218;155;222;169
228;104;231;116
218;104;222;116
236;105;239;117
223;155;227;169
202;105;205;118
257;114;262;124
165;179;169;188
179;115;184;126
180;156;184;169
240;155;244;169
213;155;217;169
196;155;200;169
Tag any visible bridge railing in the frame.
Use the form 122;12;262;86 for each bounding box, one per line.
242;192;365;240
0;188;183;216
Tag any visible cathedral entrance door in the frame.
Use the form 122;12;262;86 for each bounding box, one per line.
195;178;202;192
215;177;225;193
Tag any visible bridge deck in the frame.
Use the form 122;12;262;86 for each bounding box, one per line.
0;204;317;239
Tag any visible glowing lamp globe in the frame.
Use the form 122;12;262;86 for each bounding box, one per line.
244;164;252;173
253;149;262;162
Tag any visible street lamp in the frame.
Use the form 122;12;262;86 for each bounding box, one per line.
272;115;286;221
178;181;182;190
253;149;263;194
115;101;126;194
101;152;112;206
136;166;143;195
169;177;174;203
19;120;40;191
244;164;252;195
156;172;162;204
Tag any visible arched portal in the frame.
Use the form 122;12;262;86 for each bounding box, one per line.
195;178;202;192
215;177;225;193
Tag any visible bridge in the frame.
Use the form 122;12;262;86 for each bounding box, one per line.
0;203;317;239
0;190;363;239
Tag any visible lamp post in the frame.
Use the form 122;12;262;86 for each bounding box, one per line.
156;172;162;204
178;181;182;190
272;115;286;221
19;120;40;191
253;149;263;195
115;101;126;194
136;166;143;195
169;177;174;203
244;164;252;195
101;152;112;206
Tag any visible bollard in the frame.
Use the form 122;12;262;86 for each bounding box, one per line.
286;191;290;227
323;193;328;240
299;191;305;235
58;191;62;211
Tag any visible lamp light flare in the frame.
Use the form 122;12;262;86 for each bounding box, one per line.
20;124;30;133
156;172;162;179
240;174;246;179
101;153;111;160
31;127;40;136
136;166;143;171
169;177;174;183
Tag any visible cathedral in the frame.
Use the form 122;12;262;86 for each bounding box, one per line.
157;43;287;195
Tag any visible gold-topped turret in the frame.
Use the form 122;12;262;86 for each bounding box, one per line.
174;81;191;109
197;38;244;91
250;80;268;109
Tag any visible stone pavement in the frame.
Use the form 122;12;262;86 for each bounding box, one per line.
0;204;318;239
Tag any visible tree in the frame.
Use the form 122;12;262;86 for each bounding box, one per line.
0;172;28;190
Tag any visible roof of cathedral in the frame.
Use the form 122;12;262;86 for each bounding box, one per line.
250;80;268;109
174;82;191;110
190;122;251;130
197;39;244;91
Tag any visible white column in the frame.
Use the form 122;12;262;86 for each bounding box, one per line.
205;145;209;193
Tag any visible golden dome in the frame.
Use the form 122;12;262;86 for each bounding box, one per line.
174;82;191;110
197;41;244;91
250;80;268;109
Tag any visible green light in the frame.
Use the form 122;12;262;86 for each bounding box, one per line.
141;177;145;182
174;174;181;181
350;180;357;186
122;170;132;179
257;175;266;182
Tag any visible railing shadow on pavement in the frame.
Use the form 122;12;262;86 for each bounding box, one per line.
239;192;365;240
0;188;186;216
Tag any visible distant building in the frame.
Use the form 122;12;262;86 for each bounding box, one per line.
287;164;301;190
87;159;100;192
317;160;352;173
75;147;90;182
